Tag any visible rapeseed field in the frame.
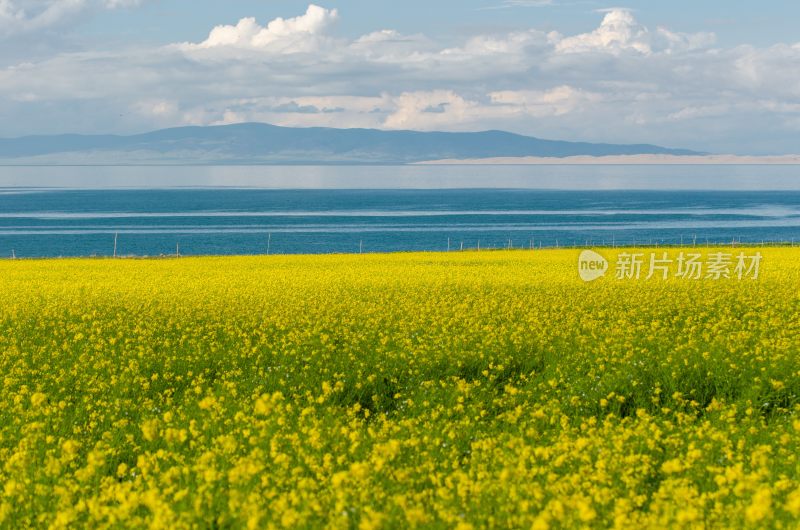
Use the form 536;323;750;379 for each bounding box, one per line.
0;248;798;529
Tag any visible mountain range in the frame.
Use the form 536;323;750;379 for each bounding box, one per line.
0;123;701;165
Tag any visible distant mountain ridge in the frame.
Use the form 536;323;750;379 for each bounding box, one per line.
0;122;702;164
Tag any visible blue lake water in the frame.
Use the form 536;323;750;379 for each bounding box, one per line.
1;182;800;257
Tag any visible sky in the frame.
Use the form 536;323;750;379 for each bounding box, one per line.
1;1;800;154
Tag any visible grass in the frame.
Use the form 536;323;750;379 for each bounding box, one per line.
0;248;798;529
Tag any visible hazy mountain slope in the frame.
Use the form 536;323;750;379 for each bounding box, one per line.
0;123;702;164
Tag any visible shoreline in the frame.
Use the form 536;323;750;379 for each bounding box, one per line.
416;154;800;165
1;244;796;261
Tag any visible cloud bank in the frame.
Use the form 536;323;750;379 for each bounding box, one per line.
1;4;799;154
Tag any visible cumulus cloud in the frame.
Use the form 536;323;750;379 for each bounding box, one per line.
187;4;338;52
554;9;714;55
555;9;652;54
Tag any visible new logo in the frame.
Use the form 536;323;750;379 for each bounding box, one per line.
578;250;609;282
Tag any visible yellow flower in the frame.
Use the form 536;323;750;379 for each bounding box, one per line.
30;392;46;407
141;419;160;441
531;516;549;530
199;396;217;410
61;439;80;459
745;488;772;524
661;459;683;474
786;488;800;517
575;499;596;522
359;508;386;530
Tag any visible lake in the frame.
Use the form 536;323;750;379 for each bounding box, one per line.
0;165;799;257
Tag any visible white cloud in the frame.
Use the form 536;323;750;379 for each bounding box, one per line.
0;0;85;36
552;9;713;56
555;9;652;54
355;30;403;44
379;87;602;130
133;98;179;120
655;27;715;54
188;4;338;52
0;0;144;37
666;104;730;122
383;91;480;130
349;30;435;62
199;95;390;129
443;29;554;56
490;86;602;116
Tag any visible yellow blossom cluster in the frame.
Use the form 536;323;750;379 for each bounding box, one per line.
0;248;798;528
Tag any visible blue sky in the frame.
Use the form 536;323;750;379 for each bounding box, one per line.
1;1;800;154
